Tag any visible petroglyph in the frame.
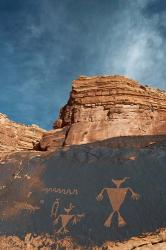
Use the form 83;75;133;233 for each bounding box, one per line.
97;177;140;228
13;160;23;179
51;199;84;235
13;158;34;180
13;201;40;214
43;187;79;196
0;201;8;217
0;185;6;190
27;192;32;198
24;174;31;180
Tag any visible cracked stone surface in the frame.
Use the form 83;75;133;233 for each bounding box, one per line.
1;229;166;249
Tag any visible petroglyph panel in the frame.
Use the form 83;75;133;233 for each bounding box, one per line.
0;136;166;245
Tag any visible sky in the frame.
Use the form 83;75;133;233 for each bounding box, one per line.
0;0;166;129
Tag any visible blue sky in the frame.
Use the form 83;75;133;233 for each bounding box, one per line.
0;0;165;129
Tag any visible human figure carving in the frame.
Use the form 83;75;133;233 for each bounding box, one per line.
97;177;140;228
51;200;84;235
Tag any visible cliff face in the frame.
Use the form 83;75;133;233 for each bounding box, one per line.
0;113;45;153
0;76;166;250
41;75;166;150
1;135;166;249
1;75;166;152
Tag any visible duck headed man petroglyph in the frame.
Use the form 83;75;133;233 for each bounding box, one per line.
51;200;84;235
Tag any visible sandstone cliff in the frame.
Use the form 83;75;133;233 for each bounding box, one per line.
0;113;45;153
0;76;166;250
40;75;166;150
1;76;165;152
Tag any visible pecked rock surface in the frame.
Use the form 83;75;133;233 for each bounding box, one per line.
42;75;166;150
0;75;166;249
0;135;166;250
0;113;45;154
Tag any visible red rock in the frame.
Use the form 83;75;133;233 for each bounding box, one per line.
1;229;166;249
39;127;69;151
0;113;45;153
45;75;166;149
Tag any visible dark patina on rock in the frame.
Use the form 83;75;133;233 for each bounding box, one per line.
0;135;166;246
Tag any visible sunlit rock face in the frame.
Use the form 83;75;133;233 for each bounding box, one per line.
50;75;166;148
39;127;68;151
0;113;45;153
0;75;166;249
1;229;166;249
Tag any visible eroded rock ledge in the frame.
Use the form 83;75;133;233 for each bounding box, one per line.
0;228;166;249
40;75;166;150
1;76;166;152
0;76;166;250
0;113;45;153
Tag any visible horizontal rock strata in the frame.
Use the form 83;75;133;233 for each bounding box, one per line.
0;113;45;153
41;75;166;149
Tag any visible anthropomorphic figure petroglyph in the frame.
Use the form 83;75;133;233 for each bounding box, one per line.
51;200;84;235
97;177;140;228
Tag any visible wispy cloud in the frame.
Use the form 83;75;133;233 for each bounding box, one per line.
96;0;166;89
0;0;165;129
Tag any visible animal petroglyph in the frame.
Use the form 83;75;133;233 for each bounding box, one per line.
13;201;40;214
51;199;84;235
97;177;140;228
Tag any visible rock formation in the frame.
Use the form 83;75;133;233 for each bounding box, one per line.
39;127;68;151
0;113;45;153
40;75;166;150
0;75;166;250
1;228;166;249
1;76;166;152
0;137;166;249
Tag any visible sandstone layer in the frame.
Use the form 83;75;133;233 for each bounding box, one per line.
0;229;166;250
0;76;166;250
40;75;166;150
0;113;45;153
